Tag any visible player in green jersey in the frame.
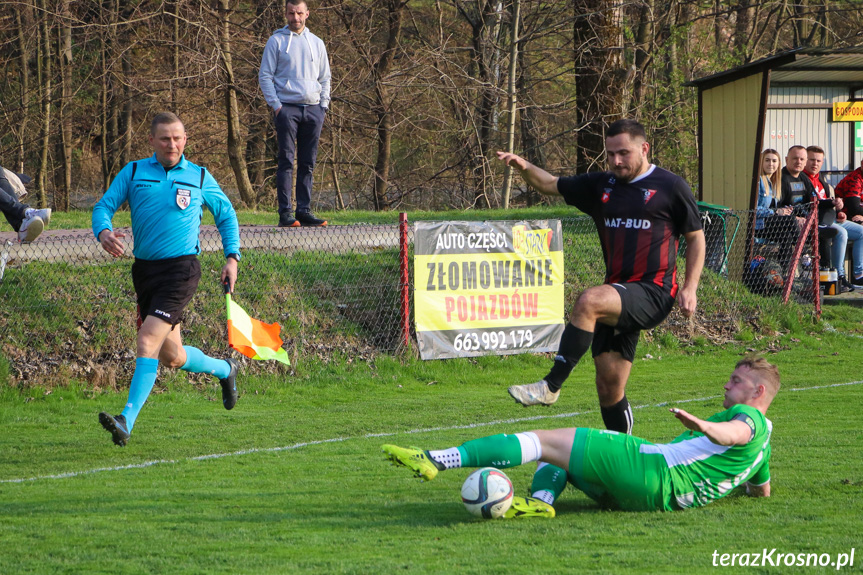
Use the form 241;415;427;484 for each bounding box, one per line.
383;356;778;514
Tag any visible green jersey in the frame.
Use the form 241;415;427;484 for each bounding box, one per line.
641;404;772;509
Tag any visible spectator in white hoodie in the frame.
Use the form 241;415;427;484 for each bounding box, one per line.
259;0;331;228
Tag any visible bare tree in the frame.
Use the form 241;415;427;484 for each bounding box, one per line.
501;0;520;209
573;0;626;173
55;0;73;211
214;0;255;207
35;0;52;208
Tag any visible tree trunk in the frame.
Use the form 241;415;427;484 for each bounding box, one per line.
216;0;256;207
14;4;32;174
36;0;51;208
631;0;654;108
501;0;520;210
734;1;754;61
371;0;407;211
792;0;810;46
573;0;625;173
517;46;546;207
56;0;73;211
121;54;133;166
170;0;181;113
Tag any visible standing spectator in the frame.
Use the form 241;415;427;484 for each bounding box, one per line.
496;119;705;435
0;164;51;243
92;112;241;447
835;156;863;223
259;0;331;228
804;146;863;290
754;149;797;270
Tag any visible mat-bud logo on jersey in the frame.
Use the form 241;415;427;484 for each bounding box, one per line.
604;217;651;230
176;188;191;210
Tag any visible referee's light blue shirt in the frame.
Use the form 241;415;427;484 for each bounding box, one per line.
92;154;241;261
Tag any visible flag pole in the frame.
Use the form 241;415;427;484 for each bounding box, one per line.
223;280;232;322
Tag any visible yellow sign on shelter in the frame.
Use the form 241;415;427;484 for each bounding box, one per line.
833;102;863;122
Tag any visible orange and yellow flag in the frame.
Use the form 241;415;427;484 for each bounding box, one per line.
226;293;290;365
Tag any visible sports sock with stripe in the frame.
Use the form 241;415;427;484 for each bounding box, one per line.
120;357;159;431
180;345;231;379
452;432;542;469
544;324;593;392
530;462;568;505
601;396;633;434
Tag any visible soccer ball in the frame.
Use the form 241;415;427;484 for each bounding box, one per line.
461;467;514;519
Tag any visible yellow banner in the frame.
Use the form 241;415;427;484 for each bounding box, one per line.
415;252;564;331
833;102;863;122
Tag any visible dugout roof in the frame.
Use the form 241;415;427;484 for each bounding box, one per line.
686;45;863;212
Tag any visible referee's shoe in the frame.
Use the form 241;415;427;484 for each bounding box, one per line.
99;413;130;447
220;358;239;410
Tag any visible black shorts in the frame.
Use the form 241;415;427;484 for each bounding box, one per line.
132;255;201;328
591;281;675;362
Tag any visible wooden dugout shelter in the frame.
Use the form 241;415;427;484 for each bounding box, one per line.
685;46;863;280
687;45;863;211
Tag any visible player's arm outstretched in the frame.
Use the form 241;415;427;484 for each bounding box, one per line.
669;408;752;446
495;151;560;196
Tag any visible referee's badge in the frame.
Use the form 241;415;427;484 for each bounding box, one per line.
176;188;191;209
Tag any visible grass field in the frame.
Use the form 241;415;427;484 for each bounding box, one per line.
4;208;862;573
2;329;862;574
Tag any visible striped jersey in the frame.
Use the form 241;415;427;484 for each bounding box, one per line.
557;165;702;297
642;404;772;509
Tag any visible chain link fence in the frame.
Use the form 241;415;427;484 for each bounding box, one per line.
1;209;818;388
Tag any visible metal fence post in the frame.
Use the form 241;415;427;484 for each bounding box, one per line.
399;213;410;348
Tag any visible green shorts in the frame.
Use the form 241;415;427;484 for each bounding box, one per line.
568;428;677;512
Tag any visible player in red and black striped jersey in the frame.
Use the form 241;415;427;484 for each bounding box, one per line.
497;119;705;434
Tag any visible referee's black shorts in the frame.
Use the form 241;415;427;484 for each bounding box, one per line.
132;255;201;328
591;281;675;363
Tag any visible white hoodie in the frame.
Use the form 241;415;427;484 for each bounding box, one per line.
259;26;331;112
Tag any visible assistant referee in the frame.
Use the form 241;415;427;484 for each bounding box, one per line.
92;112;242;447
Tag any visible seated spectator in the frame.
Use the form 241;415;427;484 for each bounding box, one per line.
754;149;798;270
835;156;863;223
0;163;51;243
804;146;863;291
779;145;836;280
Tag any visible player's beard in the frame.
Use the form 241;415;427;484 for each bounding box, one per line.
611;154;644;183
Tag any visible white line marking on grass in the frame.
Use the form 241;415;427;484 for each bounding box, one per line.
4;381;861;484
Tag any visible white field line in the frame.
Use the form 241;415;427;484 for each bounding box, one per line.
3;380;861;484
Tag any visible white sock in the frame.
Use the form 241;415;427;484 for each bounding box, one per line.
428;447;461;469
515;431;542;464
531;490;556;505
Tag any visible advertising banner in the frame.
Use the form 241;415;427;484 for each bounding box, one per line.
414;220;565;360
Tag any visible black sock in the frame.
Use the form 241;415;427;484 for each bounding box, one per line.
544;324;593;392
601;396;633;434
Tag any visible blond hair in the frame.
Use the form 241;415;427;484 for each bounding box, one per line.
736;355;781;402
760;149;782;203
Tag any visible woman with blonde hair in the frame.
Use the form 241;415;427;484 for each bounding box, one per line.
754;149;801;270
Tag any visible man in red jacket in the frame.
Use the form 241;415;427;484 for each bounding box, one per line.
835;157;863;223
